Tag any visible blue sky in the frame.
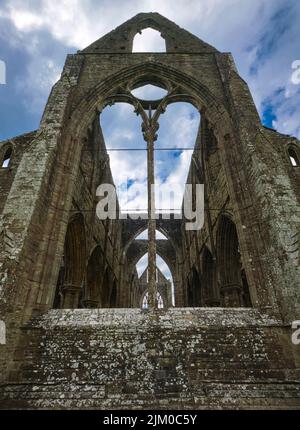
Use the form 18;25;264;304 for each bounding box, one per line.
1;0;299;284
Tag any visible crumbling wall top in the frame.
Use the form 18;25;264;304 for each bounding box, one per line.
81;12;218;54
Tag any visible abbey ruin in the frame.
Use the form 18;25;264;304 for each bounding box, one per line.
0;13;299;409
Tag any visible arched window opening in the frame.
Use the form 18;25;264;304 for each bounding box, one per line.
100;100;199;217
142;291;164;309
84;246;103;308
56;214;86;309
131;84;167;100
142;292;148;309
217;216;252;308
1;147;12;168
136;252;174;307
154;102;200;215
158;292;164;308
133;28;166;53
202;247;218;306
188;266;202;307
288;147;299;167
100;103;147;215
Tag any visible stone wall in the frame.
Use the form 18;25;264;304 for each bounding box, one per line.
1;308;300;409
0;131;37;213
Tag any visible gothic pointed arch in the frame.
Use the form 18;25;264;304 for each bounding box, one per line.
70;60;233;143
187;265;202;307
61;213;86;309
101;267;112;307
109;279;118;307
216;215;251;308
202;246;219;307
84;245;103;308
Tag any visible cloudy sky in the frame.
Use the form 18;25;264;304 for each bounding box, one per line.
0;0;299;285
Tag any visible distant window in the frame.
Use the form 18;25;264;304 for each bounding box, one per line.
288;147;299;167
157;293;164;308
0;59;6;85
142;293;148;309
1;147;12;168
133;28;166;52
142;291;164;309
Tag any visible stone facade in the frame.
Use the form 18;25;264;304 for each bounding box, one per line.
0;13;299;409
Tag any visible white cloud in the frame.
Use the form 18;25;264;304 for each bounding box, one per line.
1;0;299;138
15;54;61;114
9;9;44;31
1;0;299;171
133;28;166;52
2;0;92;47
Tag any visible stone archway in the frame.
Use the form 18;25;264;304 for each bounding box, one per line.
21;58;233;316
188;266;202;307
216;215;252;308
202;246;219;307
84;245;103;308
109;279;117;307
60;214;86;309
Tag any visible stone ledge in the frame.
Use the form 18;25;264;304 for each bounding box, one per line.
24;308;282;330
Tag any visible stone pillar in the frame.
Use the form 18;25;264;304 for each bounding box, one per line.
204;297;221;307
61;284;82;309
174;260;185;307
220;284;243;307
143;108;158;309
147;180;157;309
82;299;99;309
166;281;173;308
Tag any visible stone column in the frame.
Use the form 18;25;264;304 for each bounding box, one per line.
82;299;99;308
143;108;158;309
61;284;82;309
204;297;221;307
220;284;243;307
